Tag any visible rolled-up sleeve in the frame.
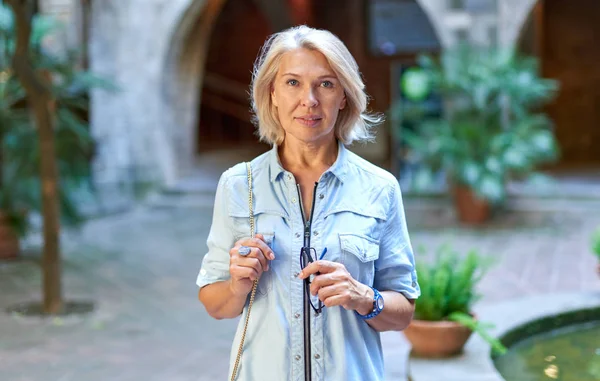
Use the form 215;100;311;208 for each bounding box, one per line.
196;171;235;289
373;180;420;300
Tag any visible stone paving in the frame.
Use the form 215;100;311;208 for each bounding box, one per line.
0;153;599;381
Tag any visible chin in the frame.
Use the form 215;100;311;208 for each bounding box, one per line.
296;131;334;145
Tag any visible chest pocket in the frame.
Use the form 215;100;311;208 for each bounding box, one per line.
338;233;380;287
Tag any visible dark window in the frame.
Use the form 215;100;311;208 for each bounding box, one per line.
367;0;441;56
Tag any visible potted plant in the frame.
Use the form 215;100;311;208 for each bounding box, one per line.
0;5;112;259
592;226;600;277
403;244;506;357
393;45;560;224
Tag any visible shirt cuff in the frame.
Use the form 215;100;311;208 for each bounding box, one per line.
196;267;230;290
374;268;420;300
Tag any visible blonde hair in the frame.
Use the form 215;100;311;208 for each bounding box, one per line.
250;25;383;145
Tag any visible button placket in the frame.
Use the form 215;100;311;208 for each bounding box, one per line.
290;182;305;381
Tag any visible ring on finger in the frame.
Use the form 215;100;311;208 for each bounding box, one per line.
238;246;252;256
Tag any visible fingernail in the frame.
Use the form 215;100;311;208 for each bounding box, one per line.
270;252;275;260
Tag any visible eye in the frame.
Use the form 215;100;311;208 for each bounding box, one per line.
321;80;333;88
287;79;299;86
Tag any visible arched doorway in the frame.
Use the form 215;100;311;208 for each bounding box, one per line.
161;0;443;187
161;0;302;186
197;0;279;153
518;0;600;168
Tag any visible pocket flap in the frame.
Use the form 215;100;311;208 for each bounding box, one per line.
339;233;379;262
234;232;275;246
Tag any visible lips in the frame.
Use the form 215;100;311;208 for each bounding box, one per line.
295;115;323;127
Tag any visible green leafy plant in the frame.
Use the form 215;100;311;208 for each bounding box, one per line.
592;226;600;260
393;44;560;203
0;4;114;235
415;244;507;355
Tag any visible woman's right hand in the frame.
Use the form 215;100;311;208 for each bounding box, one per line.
228;234;275;297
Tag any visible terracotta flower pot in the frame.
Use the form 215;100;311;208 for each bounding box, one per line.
0;212;19;260
452;184;490;225
403;318;474;358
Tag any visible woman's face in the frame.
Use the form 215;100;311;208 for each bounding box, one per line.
271;48;346;146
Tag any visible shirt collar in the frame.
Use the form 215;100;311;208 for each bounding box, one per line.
269;140;348;183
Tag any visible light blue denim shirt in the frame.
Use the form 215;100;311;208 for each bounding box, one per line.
196;142;420;381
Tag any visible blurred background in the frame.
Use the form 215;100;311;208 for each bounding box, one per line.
0;0;599;380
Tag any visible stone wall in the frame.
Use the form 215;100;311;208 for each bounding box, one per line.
87;0;198;210
45;0;540;207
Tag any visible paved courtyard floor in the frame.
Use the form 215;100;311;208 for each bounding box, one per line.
0;151;599;381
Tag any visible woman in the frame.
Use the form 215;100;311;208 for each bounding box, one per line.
197;25;419;381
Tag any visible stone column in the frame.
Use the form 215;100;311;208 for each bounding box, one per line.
88;0;197;211
497;0;538;48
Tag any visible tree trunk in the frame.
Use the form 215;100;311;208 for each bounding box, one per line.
7;0;63;315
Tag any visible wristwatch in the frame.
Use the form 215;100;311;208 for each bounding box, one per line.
356;287;384;320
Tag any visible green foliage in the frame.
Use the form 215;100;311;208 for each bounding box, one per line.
0;4;114;235
448;312;506;355
415;244;492;320
592;226;600;259
393;44;560;203
415;244;506;354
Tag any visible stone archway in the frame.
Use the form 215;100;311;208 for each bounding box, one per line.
159;0;451;187
498;0;539;48
160;0;227;187
160;0;298;186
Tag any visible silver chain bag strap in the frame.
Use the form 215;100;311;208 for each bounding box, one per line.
230;162;258;381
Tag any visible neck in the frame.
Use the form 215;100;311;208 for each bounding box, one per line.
278;136;338;174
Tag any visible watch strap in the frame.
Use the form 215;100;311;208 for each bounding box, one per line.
355;287;383;320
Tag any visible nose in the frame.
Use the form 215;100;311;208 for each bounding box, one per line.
301;87;318;108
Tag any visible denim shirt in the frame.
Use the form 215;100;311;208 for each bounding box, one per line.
196;142;420;381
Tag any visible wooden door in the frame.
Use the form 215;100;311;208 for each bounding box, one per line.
542;0;600;166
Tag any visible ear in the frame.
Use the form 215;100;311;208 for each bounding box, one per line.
271;86;278;108
339;94;347;110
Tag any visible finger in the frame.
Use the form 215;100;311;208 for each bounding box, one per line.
309;273;340;296
236;255;265;275
235;246;269;272
298;260;338;279
322;294;349;308
315;283;342;301
231;264;259;281
238;237;275;260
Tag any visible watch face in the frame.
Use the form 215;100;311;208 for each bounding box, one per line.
376;295;384;310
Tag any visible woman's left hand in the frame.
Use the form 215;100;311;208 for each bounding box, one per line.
298;261;373;315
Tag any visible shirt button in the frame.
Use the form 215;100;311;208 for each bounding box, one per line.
313;231;319;236
319;194;324;200
314;354;320;360
295;233;300;238
294;272;300;278
291;198;297;203
412;281;417;287
294;313;301;319
295;355;301;361
287;174;293;181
